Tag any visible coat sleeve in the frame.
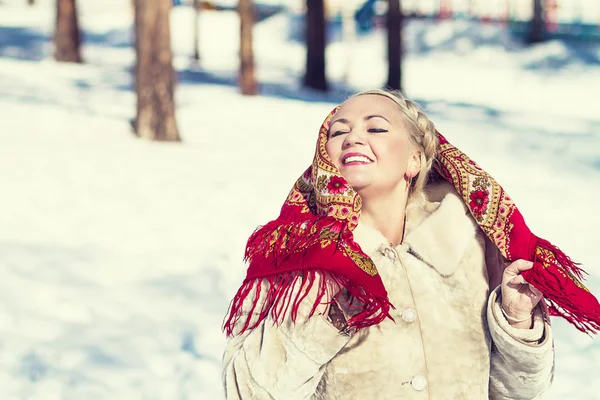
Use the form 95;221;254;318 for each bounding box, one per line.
484;238;555;400
222;276;353;400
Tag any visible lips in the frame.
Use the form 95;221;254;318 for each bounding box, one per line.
342;152;373;165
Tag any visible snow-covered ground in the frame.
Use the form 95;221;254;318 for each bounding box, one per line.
0;0;599;399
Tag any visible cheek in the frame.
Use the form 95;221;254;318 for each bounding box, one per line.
375;138;410;171
325;140;340;163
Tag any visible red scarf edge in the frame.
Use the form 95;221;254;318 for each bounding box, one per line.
222;268;393;337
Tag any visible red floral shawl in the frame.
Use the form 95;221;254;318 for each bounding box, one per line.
223;107;600;336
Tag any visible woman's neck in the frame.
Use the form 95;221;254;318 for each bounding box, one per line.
359;191;409;246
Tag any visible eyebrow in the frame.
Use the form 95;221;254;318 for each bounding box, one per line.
330;118;350;126
365;114;391;124
330;115;391;126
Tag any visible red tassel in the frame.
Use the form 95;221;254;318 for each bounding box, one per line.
535;237;587;280
521;239;600;335
222;270;392;337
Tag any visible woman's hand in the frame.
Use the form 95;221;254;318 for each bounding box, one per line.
314;277;350;331
500;259;544;329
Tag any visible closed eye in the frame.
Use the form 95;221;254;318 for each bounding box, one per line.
368;128;388;133
330;130;349;138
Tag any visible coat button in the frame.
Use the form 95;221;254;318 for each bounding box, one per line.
384;247;396;261
411;375;427;391
401;307;417;323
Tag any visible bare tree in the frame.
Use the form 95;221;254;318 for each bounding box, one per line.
28;0;36;5
468;0;476;16
193;0;200;62
239;0;258;95
386;0;403;91
304;0;327;91
528;0;545;44
54;0;82;63
134;0;180;141
341;2;356;83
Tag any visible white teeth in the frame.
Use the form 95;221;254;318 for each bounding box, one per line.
343;155;371;164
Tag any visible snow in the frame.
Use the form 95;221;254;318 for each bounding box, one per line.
0;0;599;399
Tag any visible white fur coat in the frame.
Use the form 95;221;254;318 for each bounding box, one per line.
222;182;554;399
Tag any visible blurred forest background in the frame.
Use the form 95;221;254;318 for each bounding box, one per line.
41;0;600;140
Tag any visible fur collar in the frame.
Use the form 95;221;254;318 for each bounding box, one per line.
353;181;478;275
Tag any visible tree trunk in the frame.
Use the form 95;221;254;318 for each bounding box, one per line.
239;0;258;95
304;0;327;91
28;0;35;5
528;0;545;44
134;0;180;141
54;0;82;63
386;0;402;91
341;3;356;83
468;0;476;16
193;0;200;61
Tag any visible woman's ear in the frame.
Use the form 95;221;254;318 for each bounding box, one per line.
407;150;421;178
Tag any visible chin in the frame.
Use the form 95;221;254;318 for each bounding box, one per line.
342;171;376;192
346;179;370;193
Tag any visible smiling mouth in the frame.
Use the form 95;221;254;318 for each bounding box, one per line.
342;155;373;165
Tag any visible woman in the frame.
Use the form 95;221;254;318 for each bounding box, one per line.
222;90;600;399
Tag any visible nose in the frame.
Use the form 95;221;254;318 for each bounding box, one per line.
343;128;366;148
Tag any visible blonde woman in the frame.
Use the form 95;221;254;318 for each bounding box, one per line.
222;89;599;399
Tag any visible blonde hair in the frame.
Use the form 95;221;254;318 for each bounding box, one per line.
351;89;439;197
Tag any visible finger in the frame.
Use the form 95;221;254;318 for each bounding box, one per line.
528;291;543;303
526;289;544;306
529;284;543;298
509;274;527;285
504;260;534;277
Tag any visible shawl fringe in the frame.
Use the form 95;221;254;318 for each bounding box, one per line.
223;270;393;337
521;237;600;335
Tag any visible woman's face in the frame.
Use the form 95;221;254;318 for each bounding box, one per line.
325;95;420;197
